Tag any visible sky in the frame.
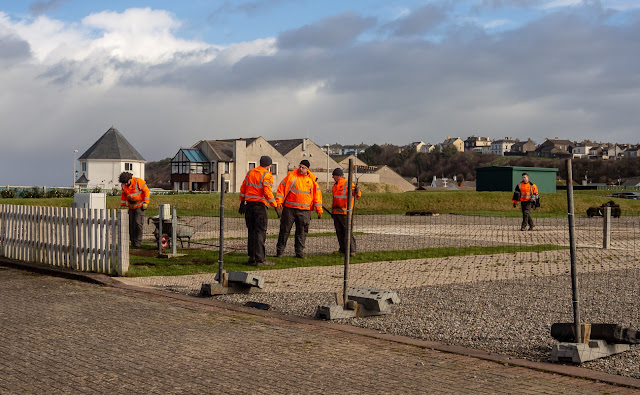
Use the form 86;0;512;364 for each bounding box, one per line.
0;0;639;186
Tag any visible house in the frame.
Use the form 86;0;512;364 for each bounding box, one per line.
534;138;574;158
420;143;436;153
490;137;517;156
333;144;368;156
509;139;536;155
336;154;368;168
624;145;640;157
442;136;464;152
603;144;626;160
572;140;594;158
268;138;341;172
464;136;491;152
76;126;146;190
409;141;427;153
170;137;288;192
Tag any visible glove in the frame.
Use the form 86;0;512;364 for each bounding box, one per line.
238;201;246;215
354;187;360;196
142;203;148;210
275;207;282;218
513;203;517;208
317;212;322;219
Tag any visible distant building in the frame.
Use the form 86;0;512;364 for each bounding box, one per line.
268;138;341;172
490;137;517;156
76;126;146;190
409;141;427;153
464;136;491;152
534;138;574;158
572;140;594;159
509;139;536;155
442;136;464;152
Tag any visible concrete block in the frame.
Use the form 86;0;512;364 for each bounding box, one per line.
347;287;400;313
215;270;264;289
315;305;359;320
549;340;630;364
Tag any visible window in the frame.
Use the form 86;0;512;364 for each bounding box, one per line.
81;162;87;172
125;163;133;171
271;163;278;175
248;162;256;170
224;162;230;173
224;180;230;193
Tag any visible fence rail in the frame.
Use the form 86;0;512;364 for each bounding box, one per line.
0;204;129;275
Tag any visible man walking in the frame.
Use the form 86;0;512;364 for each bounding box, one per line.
239;156;279;265
331;168;361;256
119;172;150;247
513;172;539;231
275;160;323;258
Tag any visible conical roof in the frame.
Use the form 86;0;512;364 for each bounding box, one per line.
78;127;145;161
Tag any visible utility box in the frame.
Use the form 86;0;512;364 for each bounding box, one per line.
73;193;106;210
475;166;558;193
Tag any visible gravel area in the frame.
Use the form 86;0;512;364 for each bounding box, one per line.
213;268;640;379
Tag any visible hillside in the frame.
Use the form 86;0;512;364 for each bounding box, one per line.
145;157;171;189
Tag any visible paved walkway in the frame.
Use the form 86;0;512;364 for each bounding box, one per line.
0;267;636;394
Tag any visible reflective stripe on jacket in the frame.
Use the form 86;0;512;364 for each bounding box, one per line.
120;177;150;209
275;169;322;213
239;166;276;207
513;182;538;203
332;178;361;215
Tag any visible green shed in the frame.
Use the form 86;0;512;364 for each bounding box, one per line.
475;166;558;193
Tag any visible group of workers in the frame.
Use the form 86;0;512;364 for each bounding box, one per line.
117;167;538;255
239;156;360;265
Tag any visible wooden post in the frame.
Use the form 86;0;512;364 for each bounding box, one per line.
117;209;129;276
602;206;611;249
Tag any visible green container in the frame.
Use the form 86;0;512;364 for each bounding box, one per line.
475;166;558;193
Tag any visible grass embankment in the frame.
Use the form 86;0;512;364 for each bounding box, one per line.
127;243;567;277
2;190;639;216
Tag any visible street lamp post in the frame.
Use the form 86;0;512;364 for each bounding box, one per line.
73;149;78;190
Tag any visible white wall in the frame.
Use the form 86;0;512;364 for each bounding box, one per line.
80;159;145;189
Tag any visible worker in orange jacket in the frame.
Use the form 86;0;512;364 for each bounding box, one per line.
331;168;361;256
119;172;150;247
239;156;280;265
512;172;539;231
275;160;322;258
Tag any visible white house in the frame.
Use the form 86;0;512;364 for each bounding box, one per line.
76;127;146;190
490;138;517;156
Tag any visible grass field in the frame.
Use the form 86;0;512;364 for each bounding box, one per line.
2;189;639;216
127;242;567;277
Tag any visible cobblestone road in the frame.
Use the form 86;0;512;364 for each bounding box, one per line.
0;267;635;394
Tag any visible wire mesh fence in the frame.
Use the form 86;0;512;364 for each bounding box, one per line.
127;196;640;375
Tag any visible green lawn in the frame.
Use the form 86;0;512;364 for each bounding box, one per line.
2;189;639;216
127;243;567;277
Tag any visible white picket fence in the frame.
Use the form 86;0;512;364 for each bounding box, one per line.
0;204;129;275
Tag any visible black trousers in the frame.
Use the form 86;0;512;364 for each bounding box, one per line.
276;206;310;257
245;202;268;263
128;207;144;247
333;214;356;254
521;200;534;229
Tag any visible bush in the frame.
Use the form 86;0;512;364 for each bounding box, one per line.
1;188;17;198
22;187;44;199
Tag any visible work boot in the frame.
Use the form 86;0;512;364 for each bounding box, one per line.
256;261;275;266
520;227;526;231
295;254;305;259
528;226;534;231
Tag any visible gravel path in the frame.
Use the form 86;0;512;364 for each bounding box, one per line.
213;268;640;379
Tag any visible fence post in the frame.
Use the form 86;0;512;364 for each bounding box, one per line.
602;206;611;249
0;205;5;257
565;158;582;342
343;159;354;306
117;209;129;276
171;206;177;255
218;176;225;283
158;204;164;255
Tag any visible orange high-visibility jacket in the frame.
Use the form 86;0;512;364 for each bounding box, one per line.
332;178;361;215
275;169;322;214
120;177;150;209
513;182;538;203
239;166;277;207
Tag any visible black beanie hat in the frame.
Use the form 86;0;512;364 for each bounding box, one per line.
259;156;272;167
300;160;311;168
332;168;344;176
